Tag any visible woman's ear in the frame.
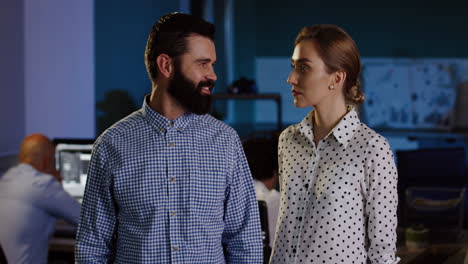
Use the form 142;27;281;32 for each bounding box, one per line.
333;71;347;89
156;54;173;79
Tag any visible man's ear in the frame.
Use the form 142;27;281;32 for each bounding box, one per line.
156;54;173;78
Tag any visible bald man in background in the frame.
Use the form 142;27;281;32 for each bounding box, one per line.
0;134;81;264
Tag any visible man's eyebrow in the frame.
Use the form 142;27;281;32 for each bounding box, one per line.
195;58;213;63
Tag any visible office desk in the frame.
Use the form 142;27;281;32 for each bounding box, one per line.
397;230;468;264
49;237;75;253
48;220;76;263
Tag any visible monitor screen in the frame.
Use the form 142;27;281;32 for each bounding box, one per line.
396;147;466;187
55;141;94;202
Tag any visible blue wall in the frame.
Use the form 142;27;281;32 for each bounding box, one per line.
94;1;239;133
234;0;468;80
94;1;180;117
94;1;468;135
0;0;24;156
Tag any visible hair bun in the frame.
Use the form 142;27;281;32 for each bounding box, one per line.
347;80;365;105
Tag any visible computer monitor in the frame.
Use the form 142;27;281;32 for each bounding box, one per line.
396;147;466;188
54;139;94;203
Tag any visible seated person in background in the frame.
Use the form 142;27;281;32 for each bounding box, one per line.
243;137;280;247
0;134;81;264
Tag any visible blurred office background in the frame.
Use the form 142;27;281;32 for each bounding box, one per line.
2;0;468;151
2;0;468;263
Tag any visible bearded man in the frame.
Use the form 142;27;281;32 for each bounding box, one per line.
75;12;262;264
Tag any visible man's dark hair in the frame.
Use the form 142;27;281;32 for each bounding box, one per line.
144;12;216;82
243;137;279;181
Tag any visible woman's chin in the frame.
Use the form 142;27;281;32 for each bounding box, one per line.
293;100;310;109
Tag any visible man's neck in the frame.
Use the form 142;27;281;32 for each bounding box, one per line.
20;160;43;173
149;84;186;120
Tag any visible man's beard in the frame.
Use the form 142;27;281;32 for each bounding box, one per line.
167;66;214;115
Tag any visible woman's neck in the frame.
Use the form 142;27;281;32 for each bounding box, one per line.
312;101;348;146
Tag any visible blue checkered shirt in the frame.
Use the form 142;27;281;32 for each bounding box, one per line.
75;98;263;263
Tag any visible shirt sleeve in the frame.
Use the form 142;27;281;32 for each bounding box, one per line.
75;139;118;263
222;134;263;264
272;131;285;246
277;132;285;193
364;136;400;264
35;177;81;225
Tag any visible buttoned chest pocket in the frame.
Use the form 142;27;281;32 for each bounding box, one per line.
113;163;166;220
189;163;227;218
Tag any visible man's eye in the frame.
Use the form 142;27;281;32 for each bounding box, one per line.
300;65;307;72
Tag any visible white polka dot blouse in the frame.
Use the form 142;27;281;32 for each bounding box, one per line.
270;107;400;264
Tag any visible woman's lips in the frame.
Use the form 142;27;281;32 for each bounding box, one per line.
292;90;302;96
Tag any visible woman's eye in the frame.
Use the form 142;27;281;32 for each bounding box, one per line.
290;63;307;73
300;65;307;72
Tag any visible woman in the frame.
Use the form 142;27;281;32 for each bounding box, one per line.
270;25;399;263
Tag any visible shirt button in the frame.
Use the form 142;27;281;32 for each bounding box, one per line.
170;177;176;182
159;128;165;132
178;127;183;131
173;246;179;251
171;211;177;216
169;122;174;127
169;142;175;147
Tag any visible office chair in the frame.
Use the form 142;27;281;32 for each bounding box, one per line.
0;243;7;264
397;148;466;190
397;148;467;241
258;200;271;264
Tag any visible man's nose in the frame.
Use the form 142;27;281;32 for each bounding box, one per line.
207;67;217;81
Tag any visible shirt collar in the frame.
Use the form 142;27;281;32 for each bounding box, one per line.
16;163;46;177
141;95;197;134
332;106;360;147
299;112;315;142
17;163;36;173
299;105;360;148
